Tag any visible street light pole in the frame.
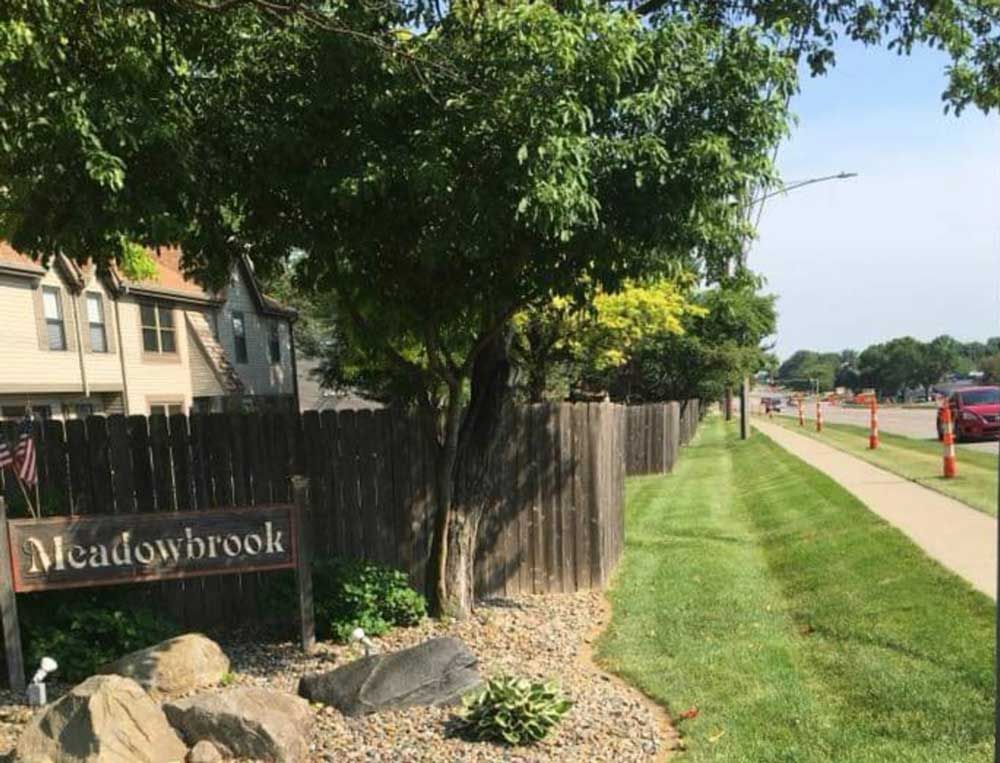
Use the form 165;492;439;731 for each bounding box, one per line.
738;170;858;440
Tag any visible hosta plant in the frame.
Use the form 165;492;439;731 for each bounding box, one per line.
454;676;573;746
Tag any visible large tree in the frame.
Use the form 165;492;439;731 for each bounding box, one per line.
0;1;794;616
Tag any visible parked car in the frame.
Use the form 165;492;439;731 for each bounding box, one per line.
762;396;783;412
937;386;1000;442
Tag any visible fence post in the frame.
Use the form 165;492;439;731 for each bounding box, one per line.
291;476;315;653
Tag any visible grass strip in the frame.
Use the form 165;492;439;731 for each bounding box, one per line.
597;417;995;762
766;416;998;517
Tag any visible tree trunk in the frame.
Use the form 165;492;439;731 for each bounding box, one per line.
429;330;513;618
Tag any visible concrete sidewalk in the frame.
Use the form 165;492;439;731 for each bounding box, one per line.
753;418;997;599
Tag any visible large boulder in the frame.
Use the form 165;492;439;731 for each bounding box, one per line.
15;674;187;763
298;636;482;717
100;633;230;699
164;688;311;763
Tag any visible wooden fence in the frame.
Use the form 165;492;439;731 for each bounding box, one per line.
624;399;702;476
0;402;631;628
679;398;700;446
624;403;679;476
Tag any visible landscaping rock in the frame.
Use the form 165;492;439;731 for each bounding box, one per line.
186;740;223;763
15;674;187;763
164;687;310;763
298;636;481;716
100;633;230;699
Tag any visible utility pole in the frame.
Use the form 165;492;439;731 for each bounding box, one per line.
738;171;857;440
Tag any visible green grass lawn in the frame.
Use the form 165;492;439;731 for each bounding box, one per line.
597;417;995;762
765;416;998;517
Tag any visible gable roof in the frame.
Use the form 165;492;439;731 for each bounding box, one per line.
0;242;296;318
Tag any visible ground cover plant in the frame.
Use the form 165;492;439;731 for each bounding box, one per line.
597;416;995;762
768;415;998;516
261;558;427;642
452;676;573;746
21;590;179;682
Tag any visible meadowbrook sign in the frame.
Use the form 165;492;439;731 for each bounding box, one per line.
9;507;295;591
0;478;315;691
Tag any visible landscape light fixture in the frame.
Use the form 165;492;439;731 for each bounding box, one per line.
350;628;378;657
26;657;57;707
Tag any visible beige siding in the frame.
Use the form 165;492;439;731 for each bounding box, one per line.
0;269;85;393
217;268;294;396
116;295;195;414
187;320;226;397
77;271;124;391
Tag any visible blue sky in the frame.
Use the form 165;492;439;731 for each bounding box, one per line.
751;41;1000;360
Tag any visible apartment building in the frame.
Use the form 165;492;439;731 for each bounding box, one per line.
0;243;298;420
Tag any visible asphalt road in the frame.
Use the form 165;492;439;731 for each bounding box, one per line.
754;395;999;454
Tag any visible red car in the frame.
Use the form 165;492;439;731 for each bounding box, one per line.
937;386;1000;442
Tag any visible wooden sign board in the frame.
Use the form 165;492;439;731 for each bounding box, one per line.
7;505;296;592
0;477;315;693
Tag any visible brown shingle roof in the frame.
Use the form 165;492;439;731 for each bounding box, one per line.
0;242;46;273
115;246;216;301
0;241;295;316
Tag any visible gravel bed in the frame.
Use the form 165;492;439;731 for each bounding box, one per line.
0;592;671;762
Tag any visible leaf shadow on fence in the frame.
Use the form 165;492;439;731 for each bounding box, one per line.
0;401;636;633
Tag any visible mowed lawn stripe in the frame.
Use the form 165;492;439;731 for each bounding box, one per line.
597;417;995;762
769;416;998;517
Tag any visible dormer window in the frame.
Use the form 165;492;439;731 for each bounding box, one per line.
42;286;67;350
269;320;281;364
86;293;108;352
232;311;248;363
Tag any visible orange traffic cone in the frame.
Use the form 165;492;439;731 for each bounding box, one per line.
940;402;957;478
815;399;823;432
868;398;879;449
798;399;805;427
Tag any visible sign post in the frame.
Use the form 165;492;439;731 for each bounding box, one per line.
291;476;315;654
0;497;25;691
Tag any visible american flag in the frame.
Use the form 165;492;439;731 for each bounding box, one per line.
0;433;12;470
13;416;36;487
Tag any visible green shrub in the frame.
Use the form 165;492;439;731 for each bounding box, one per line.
259;558;427;643
21;591;179;683
454;676;573;746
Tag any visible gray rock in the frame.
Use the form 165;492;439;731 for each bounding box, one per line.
100;633;230;700
164;688;311;763
297;636;481;716
15;674;188;763
186;740;223;763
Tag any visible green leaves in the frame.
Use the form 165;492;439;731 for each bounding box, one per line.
453;676;573;746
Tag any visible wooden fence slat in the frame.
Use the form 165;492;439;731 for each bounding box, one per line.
246;414;269;506
321;410;344;559
229;413;249;509
126;415;155;514
85;416;114;515
169;414;193;512
388;411;411;577
148;416;175;513
355;410;378;563
338;411;362;559
65;419;92;515
42;419;70;516
374;411;396;567
189;414;210;510
302;411;326;557
106;416;134;514
571;404;589;590
541;402;559;593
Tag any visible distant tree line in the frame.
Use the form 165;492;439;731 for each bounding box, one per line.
777;337;1000;398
